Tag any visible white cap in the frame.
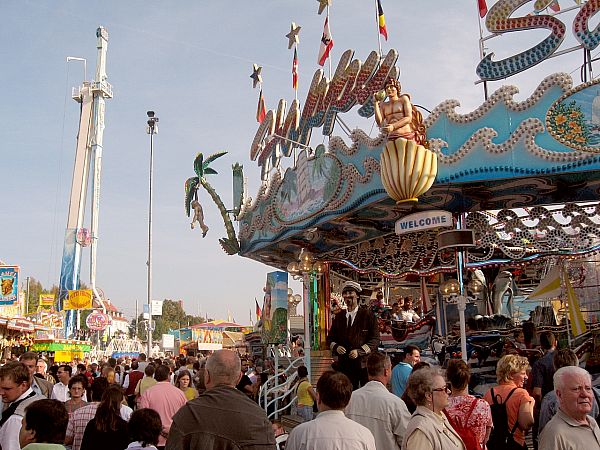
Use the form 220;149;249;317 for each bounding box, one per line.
341;281;362;293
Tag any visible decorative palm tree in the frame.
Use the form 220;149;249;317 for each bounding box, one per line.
185;152;240;255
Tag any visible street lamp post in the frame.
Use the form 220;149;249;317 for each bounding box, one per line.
146;111;159;357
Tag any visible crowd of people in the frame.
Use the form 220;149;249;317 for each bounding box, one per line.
0;350;285;450
0;310;598;449
284;342;599;450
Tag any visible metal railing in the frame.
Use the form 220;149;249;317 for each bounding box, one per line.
260;355;305;420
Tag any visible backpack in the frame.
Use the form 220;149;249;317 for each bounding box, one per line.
444;398;482;450
487;387;521;450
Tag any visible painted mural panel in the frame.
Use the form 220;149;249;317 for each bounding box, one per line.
261;271;288;345
0;266;19;305
547;79;600;152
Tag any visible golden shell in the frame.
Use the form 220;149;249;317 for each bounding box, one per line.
380;137;438;204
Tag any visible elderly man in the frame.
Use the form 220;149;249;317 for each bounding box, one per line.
0;362;46;450
327;281;380;389
34;359;55;385
345;352;410;449
166;349;275;450
19;352;53;398
539;366;600;449
286;370;376;450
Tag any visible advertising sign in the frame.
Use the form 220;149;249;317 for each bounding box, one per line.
7;318;35;332
161;334;175;349
395;210;453;235
65;290;93;310
194;328;223;350
39;294;55;307
151;300;163;316
0;266;19;305
86;311;110;331
261;271;288;345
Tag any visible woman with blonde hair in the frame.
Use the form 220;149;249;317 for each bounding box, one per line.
402;366;466;450
483;354;535;449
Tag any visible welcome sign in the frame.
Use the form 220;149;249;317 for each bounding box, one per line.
395;211;453;235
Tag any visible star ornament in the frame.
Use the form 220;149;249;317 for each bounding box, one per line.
317;0;332;15
250;64;262;89
286;22;301;49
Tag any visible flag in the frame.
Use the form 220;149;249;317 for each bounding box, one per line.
292;47;298;91
563;268;587;336
420;276;431;314
318;16;334;66
526;266;562;300
478;0;488;17
549;0;560;12
255;298;262;320
377;0;388;41
256;89;266;123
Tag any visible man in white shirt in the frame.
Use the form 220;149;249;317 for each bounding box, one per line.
51;365;71;402
0;361;46;450
52;364;82;402
345;352;411;449
286;370;376;450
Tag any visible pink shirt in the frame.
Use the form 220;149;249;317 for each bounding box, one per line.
139;381;187;446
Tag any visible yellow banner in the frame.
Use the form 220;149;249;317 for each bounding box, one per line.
65;290;92;310
39;294;55;307
564;268;587;337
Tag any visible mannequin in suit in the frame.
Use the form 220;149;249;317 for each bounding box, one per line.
327;281;380;390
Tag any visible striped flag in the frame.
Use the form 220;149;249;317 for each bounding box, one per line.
564;268;587;336
256;89;266;123
292;47;298;91
478;0;488;17
318;16;334;66
255;298;262;320
377;0;388;40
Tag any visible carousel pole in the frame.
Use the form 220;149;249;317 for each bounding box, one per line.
302;273;312;377
456;213;468;363
561;262;573;349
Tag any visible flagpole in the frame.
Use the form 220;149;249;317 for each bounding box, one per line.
476;2;489;101
561;263;573;349
294;45;298;103
375;0;383;60
327;6;332;79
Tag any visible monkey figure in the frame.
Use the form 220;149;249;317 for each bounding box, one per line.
191;199;209;237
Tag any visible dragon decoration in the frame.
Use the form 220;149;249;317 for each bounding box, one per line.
184;152;240;255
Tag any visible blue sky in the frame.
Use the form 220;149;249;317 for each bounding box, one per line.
1;1;591;323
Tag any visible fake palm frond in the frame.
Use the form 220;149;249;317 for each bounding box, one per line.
184;177;200;216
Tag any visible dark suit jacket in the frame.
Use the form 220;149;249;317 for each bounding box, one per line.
327;306;380;365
